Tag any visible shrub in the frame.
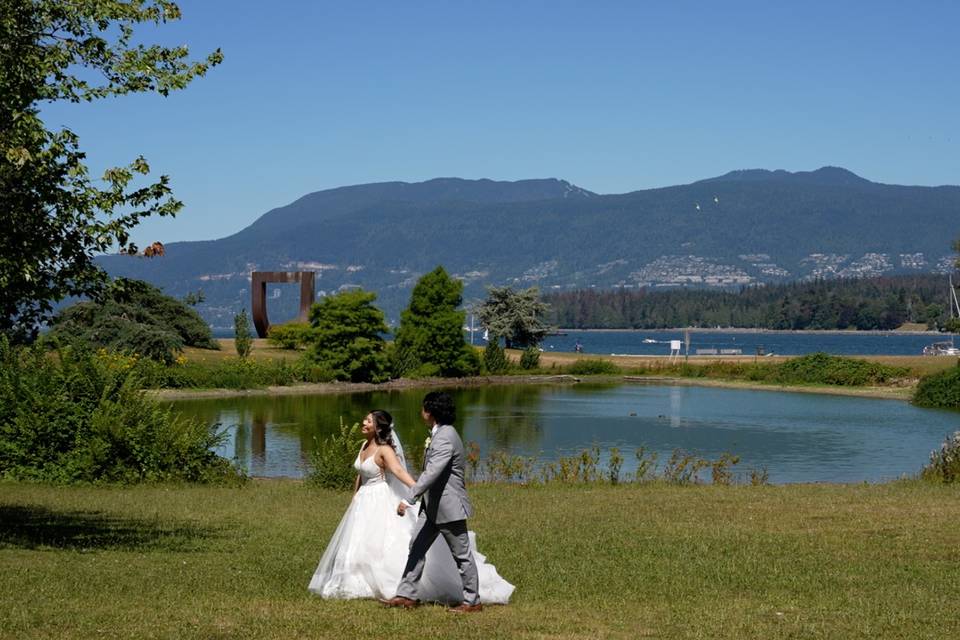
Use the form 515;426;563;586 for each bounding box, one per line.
484;450;536;483
634;446;659;481
0;338;242;484
607;447;624;484
306;418;362;490
47;278;218;364
710;453;741;486
567;358;620;375
661;449;710;485
483;339;509;374
749;466;770;486
912;366;960;409
773;352;909;386
138;357;336;390
267;322;312;350
519;346;541;370
920;431;960;484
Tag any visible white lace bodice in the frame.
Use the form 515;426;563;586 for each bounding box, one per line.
355;447;385;487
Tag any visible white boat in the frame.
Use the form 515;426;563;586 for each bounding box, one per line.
922;275;960;355
923;340;960;356
642;338;658;343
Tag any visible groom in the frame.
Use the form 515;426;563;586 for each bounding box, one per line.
384;391;482;613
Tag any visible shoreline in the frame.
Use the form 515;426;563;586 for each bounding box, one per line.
150;372;914;402
149;374;582;401
558;327;952;336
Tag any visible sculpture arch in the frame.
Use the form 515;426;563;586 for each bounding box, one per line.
251;271;316;338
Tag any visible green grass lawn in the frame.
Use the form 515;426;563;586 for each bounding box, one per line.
2;480;959;639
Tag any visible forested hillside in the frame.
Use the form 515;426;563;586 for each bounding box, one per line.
98;169;960;327
546;274;958;330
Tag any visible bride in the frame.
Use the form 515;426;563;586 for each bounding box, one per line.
308;409;514;604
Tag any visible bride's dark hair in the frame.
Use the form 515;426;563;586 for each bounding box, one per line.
370;409;395;451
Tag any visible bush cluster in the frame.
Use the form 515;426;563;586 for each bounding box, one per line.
306;419;362;489
470;443;759;486
920;431;960;484
561;353;912;387
0;338;243;484
519;346;541;370
137;357;335;390
567;358;620;375
912;366;960;409
46;278;218;364
771;352;910;386
267;322;312;350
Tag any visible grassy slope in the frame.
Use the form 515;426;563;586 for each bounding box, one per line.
2;480;959;639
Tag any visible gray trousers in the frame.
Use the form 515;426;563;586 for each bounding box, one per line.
395;513;480;605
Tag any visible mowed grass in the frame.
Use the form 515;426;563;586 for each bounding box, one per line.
2;481;959;639
182;339;299;364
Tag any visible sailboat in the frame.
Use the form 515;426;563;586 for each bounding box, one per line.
923;274;960;355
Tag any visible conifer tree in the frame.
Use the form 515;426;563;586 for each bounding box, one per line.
306;290;390;383
392;266;479;377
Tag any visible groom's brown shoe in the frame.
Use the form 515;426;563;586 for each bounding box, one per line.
380;596;419;609
447;602;483;613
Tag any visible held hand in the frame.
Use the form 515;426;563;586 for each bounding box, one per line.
396;502;407;516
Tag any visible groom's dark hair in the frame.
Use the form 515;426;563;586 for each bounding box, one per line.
422;391;456;425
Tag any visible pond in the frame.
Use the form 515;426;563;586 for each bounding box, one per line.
171;383;960;484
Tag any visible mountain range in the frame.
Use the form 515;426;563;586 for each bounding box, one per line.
98;167;960;329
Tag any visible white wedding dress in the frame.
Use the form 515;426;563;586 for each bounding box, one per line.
308;446;515;604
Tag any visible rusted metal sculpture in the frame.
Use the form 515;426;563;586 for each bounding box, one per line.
251;271;316;338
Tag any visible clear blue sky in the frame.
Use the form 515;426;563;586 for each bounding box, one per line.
41;0;960;248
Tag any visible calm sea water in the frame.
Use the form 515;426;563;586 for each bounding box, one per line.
173;384;960;484
525;330;959;356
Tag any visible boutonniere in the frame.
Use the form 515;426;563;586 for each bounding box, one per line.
424;436;432;450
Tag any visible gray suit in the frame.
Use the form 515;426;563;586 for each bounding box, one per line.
396;424;479;605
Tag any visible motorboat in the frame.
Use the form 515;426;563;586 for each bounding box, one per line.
922;340;960;356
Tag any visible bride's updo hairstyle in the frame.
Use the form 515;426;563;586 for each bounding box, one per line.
370;409;396;451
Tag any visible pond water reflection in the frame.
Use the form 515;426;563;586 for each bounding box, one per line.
171;383;960;484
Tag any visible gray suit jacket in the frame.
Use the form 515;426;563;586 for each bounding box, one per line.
407;424;473;524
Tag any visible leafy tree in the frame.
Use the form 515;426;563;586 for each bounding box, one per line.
305;290;390;383
1;0;222;343
47;277;217;364
234;309;252;359
477;286;552;349
392;266;479;377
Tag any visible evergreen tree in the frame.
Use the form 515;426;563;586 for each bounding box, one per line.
519;345;541;370
545;274;958;331
305;290;390;383
483;336;509;373
47;277;217;364
234;309;252;359
477;286;552;349
392;266;479;377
